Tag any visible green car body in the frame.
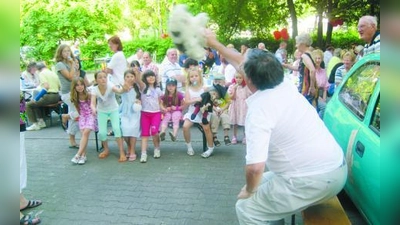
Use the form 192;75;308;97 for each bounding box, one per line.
323;53;380;225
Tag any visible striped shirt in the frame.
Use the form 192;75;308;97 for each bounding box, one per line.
363;32;380;56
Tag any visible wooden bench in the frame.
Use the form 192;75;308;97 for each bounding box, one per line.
302;196;351;225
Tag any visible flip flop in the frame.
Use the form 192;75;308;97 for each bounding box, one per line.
68;145;79;149
98;151;109;159
118;155;127;162
20;199;42;211
20;214;41;225
128;154;137;162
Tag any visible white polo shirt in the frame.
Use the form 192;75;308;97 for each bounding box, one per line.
161;61;183;91
245;79;343;177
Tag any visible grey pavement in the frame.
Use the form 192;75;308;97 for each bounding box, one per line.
22;116;304;225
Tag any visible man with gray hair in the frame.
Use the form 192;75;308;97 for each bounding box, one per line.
160;48;185;91
357;15;380;55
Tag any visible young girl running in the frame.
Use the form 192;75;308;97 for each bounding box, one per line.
159;78;184;142
70;77;98;164
228;73;252;145
90;71;127;162
119;69;142;161
182;68;214;157
137;70;163;163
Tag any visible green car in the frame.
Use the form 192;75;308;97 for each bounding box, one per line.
323;53;380;225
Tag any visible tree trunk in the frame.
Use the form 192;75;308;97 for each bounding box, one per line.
287;0;298;42
316;8;324;49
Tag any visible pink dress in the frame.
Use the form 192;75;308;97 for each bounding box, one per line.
78;99;98;131
228;84;252;126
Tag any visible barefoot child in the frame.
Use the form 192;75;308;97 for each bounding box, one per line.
90;71;127;162
137;70;163;163
119;69;142;161
228;73;252;144
159;78;184;142
70;77;98;164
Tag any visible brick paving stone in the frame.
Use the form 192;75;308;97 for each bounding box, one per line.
22;123;305;225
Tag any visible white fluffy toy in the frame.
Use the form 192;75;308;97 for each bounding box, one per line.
168;4;209;61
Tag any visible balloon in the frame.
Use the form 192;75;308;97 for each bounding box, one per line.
273;30;282;41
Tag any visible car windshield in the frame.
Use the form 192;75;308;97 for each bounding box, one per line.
338;61;380;120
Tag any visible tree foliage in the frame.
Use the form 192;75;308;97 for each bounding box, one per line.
20;0;123;62
20;0;380;69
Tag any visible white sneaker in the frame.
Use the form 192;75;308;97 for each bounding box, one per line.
153;149;161;158
26;123;41;131
140;154;147;163
38;120;46;128
201;149;214;158
187;147;195;156
77;156;86;165
71;155;80;164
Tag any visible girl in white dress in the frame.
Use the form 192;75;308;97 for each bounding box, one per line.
119;69;142;161
182;68;214;158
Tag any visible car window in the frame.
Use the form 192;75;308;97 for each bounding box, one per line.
338;62;380;120
370;95;380;134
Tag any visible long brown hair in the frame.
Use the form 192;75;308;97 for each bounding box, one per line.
55;44;75;62
70;77;89;113
162;84;179;107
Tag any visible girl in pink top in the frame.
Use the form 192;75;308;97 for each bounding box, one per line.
159;78;184;142
312;49;330;118
228;73;252;144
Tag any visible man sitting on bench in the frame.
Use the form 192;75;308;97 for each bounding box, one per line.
26;62;61;131
205;29;347;225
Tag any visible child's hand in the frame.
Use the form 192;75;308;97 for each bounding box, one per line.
166;107;172;112
91;108;97;116
171;106;177;111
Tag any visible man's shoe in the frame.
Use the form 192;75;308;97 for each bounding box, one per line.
224;136;231;146
213;137;221;147
26;123;41;131
38;120;46;128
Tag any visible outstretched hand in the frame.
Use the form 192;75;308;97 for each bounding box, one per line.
204;29;218;49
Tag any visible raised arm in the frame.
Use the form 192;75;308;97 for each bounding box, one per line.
204;29;244;74
58;60;79;81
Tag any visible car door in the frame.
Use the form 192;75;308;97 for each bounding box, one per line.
336;60;380;225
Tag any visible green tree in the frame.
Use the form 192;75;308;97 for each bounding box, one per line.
20;0;123;62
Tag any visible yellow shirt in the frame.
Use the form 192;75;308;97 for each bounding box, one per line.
39;68;61;93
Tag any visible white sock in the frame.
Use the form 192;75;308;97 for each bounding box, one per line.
186;142;192;149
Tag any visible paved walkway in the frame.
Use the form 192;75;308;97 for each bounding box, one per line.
23;119;303;224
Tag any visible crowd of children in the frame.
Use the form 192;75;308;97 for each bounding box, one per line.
67;58;253;164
